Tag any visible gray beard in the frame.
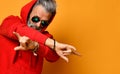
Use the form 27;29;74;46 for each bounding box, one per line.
27;21;42;32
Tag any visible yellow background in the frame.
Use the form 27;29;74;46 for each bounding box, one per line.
0;0;120;74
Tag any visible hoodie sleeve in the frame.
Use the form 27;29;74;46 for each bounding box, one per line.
0;15;59;62
45;47;59;62
37;44;59;62
41;31;59;62
0;15;48;44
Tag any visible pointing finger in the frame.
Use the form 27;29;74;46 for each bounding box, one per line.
63;52;71;56
72;50;81;56
62;49;72;53
68;46;80;56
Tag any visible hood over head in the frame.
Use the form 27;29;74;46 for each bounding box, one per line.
20;0;56;32
20;0;37;24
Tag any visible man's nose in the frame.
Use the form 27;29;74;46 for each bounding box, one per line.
36;21;41;27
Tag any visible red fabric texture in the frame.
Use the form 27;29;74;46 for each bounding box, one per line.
0;0;59;74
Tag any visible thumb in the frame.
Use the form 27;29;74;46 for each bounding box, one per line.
14;46;25;51
59;54;69;63
13;32;21;39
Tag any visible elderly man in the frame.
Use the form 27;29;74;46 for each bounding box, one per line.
0;0;79;74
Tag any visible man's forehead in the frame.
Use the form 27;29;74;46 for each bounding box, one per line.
32;5;51;20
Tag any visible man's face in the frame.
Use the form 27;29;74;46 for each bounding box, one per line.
28;5;51;31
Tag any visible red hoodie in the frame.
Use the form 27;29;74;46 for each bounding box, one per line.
0;0;59;74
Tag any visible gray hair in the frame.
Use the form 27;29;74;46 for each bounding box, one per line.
35;0;56;15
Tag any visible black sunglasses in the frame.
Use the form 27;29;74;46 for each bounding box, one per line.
31;16;49;27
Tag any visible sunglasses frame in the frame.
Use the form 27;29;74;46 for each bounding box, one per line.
31;16;49;27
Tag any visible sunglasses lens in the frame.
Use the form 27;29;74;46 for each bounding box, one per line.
31;16;49;27
32;16;40;23
41;21;49;27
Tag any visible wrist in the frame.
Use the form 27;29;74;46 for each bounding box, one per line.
45;38;57;50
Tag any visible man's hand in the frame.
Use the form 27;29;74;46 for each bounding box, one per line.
55;41;80;62
13;32;39;51
45;38;80;63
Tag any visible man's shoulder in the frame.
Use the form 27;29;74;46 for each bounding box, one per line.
1;15;21;24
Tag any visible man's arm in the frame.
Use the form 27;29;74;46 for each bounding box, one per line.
0;15;80;62
0;15;48;44
13;31;60;62
13;31;80;62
